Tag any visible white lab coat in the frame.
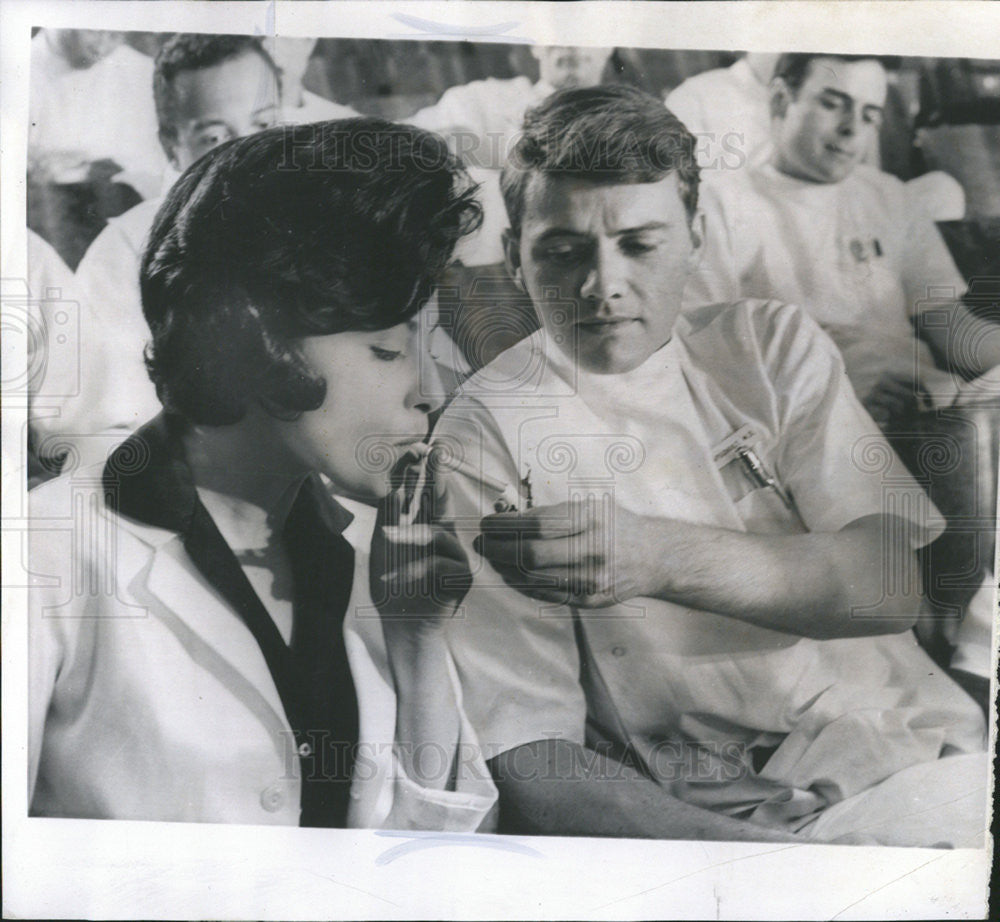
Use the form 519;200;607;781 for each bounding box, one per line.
28;451;496;829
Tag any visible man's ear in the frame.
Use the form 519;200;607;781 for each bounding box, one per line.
686;211;706;270
158;129;180;171
770;79;792;120
502;228;523;287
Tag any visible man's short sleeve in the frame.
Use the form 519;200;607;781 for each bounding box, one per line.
434;397;587;760
901;195;967;315
760;303;944;546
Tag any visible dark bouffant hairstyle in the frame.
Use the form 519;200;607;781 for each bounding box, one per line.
500;83;700;239
141;118;482;425
154;34;281;152
773;53;886;95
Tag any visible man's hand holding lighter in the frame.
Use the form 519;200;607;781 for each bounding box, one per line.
474;496;657;608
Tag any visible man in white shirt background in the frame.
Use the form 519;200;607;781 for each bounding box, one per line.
666;51;961;224
688;52;1000;423
666;52;782;173
687;51;999;693
29;29;166;202
264;36;360;123
411;46;615;373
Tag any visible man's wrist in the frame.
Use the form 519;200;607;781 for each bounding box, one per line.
629;513;680;599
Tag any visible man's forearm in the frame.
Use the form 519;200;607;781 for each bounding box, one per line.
637;513;920;639
489;740;802;843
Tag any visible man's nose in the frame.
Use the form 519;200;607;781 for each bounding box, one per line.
837;106;861;136
579;246;627;306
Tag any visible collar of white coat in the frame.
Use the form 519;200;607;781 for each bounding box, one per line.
103;412;354;549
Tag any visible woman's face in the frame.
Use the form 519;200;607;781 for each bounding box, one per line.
276;321;442;503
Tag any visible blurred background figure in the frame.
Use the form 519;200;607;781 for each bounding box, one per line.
687;53;998;420
264;36;359;122
411;44;614;171
686;52;999;700
410;46;614;372
21;230;124;484
29;29;165;196
667;50;963;222
666;52;884;181
68;35;281;458
666;52;782;172
28;29;167;266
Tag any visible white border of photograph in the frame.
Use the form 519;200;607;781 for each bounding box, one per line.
2;2;996;919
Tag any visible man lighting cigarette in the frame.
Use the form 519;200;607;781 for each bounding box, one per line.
432;84;987;846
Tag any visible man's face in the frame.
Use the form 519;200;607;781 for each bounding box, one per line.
274;322;441;503
54;30;124;69
531;46;611;91
507;173;701;375
772;57;887;184
166;51;280;171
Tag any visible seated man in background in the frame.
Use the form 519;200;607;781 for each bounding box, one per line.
411;44;613;173
434;84;987;846
665;52;783;172
264;36;360;123
410;46;614;373
30;28;166;202
22;230;106;485
686;52;1000;426
67;34;282;465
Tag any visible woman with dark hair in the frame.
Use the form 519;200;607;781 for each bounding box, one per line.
28;119;496;829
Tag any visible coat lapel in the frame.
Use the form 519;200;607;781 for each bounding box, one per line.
104;414;289;731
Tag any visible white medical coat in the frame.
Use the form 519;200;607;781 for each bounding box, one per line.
28;445;496;829
434;299;987;844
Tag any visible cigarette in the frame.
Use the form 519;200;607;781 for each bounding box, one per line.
401;451;430;526
429;447;511;495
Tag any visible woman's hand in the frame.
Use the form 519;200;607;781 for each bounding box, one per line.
370;449;470;790
369;447;473;628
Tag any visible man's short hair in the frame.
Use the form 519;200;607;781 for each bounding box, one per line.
154;34;281;147
773;53;887;95
141;119;482;425
500;83;700;238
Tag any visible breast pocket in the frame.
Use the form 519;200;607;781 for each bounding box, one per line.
716;443;805;535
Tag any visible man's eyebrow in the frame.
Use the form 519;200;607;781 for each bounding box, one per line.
190;118;231;133
819;87;882;110
818;87;853;104
614;222;670;236
534;222;669;242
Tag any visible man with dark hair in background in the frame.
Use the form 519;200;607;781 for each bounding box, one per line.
64;34;282;467
688;53;999;424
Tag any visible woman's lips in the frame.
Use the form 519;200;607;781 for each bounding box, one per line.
576;317;639;332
